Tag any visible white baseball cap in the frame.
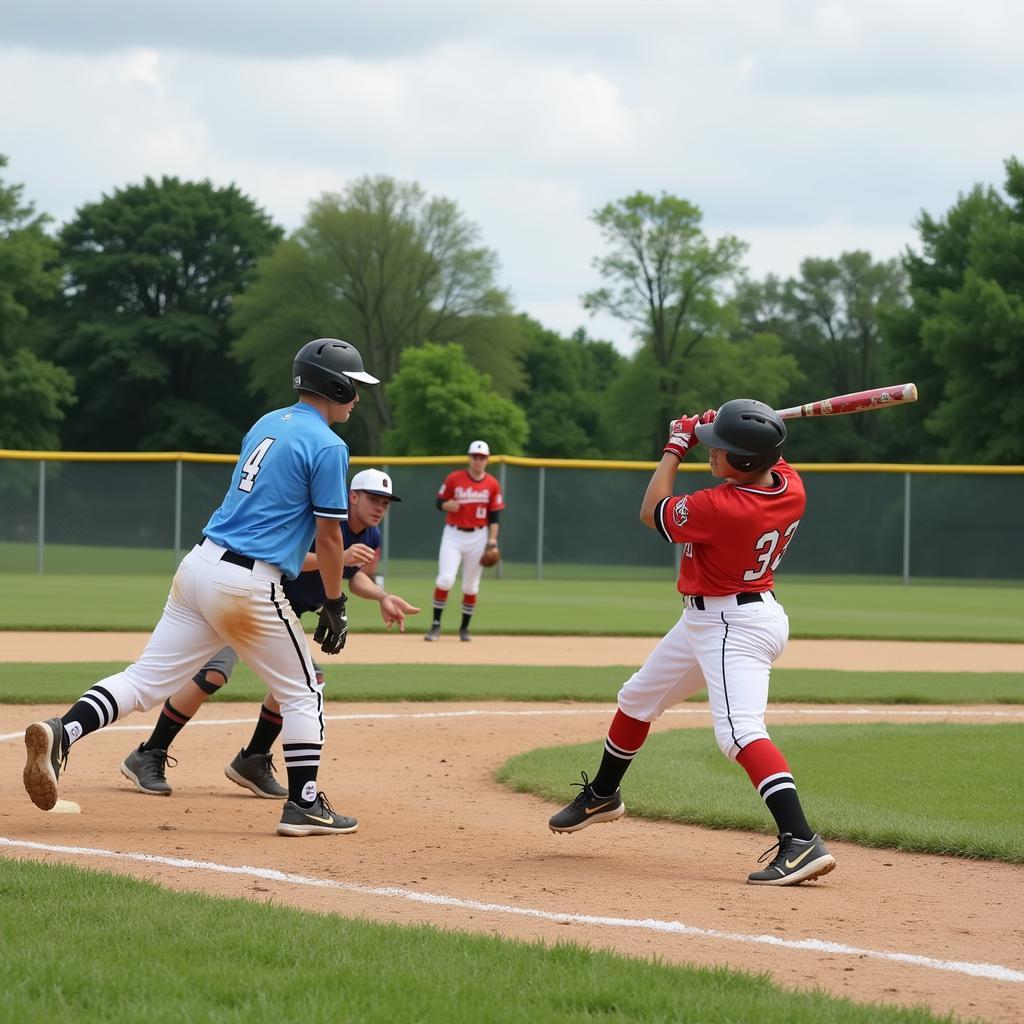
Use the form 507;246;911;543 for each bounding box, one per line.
467;440;490;456
350;468;401;501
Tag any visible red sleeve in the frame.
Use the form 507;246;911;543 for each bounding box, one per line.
654;488;720;544
437;472;455;501
488;474;505;511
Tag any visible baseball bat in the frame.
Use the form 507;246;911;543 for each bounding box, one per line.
775;383;918;421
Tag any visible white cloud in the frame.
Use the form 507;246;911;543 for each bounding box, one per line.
733;221;918;281
1;2;1021;356
118;48;164;90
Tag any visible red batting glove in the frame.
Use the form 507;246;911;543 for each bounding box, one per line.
699;408;716;424
664;415;701;460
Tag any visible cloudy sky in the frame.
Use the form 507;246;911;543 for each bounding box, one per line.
2;1;1021;350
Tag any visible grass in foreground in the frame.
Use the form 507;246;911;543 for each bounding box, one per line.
499;723;1024;863
0;859;958;1024
0;662;1022;706
1;572;1023;641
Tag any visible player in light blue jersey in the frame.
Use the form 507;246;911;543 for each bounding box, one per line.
23;339;380;837
203;401;351;579
120;469;420;800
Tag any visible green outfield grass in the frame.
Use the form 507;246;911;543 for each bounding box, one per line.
499;723;1024;863
1;662;1022;706
1;572;1023;640
0;859;959;1024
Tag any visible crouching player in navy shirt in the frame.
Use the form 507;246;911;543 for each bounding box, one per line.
120;469;419;799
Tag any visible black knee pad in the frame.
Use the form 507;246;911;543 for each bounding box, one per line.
192;669;225;695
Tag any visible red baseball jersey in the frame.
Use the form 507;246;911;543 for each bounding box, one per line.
654;459;806;596
438;469;505;528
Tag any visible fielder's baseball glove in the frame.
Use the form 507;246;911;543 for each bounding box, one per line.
479;542;501;568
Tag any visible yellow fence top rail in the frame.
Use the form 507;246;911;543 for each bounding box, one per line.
1;450;1022;474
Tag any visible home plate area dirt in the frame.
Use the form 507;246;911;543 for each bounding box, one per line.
1;635;1022;1023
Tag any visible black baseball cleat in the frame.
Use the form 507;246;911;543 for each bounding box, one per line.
423;624;441;642
747;832;836;886
276;792;359;837
23;717;68;811
548;771;625;833
121;745;176;795
459;627;472;642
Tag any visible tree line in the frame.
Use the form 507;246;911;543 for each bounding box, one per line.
1;154;1021;463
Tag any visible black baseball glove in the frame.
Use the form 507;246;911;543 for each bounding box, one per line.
314;594;348;654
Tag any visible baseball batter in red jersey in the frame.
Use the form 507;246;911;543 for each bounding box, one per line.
548;399;836;886
424;439;504;642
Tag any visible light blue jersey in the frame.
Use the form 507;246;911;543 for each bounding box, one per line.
203;403;349;578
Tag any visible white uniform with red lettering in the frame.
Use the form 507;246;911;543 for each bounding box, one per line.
617;459;805;759
434;467;505;596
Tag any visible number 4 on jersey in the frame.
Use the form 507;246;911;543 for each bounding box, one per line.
239;437;275;493
744;520;800;582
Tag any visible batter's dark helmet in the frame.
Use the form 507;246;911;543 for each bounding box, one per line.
292;339;379;404
694;399;786;472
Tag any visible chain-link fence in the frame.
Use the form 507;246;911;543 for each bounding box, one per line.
1;452;1021;581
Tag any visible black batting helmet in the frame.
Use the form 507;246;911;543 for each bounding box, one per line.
694;399;786;472
292;338;379;404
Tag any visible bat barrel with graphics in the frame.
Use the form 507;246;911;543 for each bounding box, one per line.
775;383;918;421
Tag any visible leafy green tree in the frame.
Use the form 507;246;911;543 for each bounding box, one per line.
879;188;998;462
383;343;527;455
882;158;1024;463
582;192;748;451
513;318;624;458
917;159;1024;462
782;252;907;400
601;328;801;459
0;155;75;449
233;176;522;453
54;176;282;451
738;252;907;461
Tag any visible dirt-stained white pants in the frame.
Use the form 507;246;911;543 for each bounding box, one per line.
616;592;789;760
88;540;324;747
435;524;489;595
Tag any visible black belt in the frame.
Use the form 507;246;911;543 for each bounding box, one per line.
199;538;256;570
456;526;485;532
688;591;772;611
221;549;256;570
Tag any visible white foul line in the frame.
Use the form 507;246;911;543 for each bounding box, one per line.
3;704;1023;744
1;836;1021;984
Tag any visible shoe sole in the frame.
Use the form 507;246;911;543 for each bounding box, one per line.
23;722;59;811
747;854;837;886
276;820;360;837
549;803;626;834
225;764;287;800
120;762;172;796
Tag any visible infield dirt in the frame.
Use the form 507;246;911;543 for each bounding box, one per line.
1;630;1022;671
1;635;1023;1023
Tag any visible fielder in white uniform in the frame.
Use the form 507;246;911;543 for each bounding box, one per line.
424;440;504;642
22;338;379;837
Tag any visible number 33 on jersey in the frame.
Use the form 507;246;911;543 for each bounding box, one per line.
654;459;806;596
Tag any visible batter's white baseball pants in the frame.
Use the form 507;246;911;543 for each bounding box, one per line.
435;525;489;595
90;540;324;748
616;592;789;760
